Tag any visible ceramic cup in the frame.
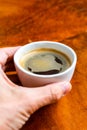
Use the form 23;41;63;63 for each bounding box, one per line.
14;41;77;87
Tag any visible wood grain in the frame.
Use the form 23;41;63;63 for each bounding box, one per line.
0;0;87;130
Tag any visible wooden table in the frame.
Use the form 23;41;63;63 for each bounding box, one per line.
0;0;87;130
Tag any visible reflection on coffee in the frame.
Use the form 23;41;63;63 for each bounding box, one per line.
19;48;71;75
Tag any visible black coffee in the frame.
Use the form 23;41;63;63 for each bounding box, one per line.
20;48;71;75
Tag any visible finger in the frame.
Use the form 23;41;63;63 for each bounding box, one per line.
33;82;72;103
0;46;21;66
0;65;19;88
0;47;21;88
21;82;72;114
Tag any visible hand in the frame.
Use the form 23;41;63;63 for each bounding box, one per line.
0;47;72;130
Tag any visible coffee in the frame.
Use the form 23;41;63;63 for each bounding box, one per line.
19;48;71;75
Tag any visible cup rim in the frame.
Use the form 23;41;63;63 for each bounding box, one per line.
14;41;77;78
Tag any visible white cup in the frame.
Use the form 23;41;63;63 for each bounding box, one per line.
14;41;77;87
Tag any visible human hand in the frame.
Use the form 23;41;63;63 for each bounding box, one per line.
0;47;72;130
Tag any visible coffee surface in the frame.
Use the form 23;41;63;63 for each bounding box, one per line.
20;48;71;75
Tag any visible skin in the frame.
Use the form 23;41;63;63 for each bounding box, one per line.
0;47;72;130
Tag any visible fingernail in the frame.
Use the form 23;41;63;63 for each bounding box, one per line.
61;82;72;96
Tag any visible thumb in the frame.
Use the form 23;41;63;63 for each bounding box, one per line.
21;82;72;114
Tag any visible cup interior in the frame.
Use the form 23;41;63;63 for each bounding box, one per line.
14;41;77;77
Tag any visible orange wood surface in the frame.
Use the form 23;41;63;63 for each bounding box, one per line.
0;0;87;130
